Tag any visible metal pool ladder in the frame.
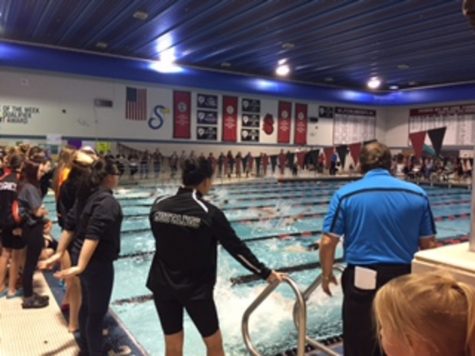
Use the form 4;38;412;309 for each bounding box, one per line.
242;266;344;356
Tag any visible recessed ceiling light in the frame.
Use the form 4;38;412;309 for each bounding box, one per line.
220;62;231;68
282;42;295;49
133;11;149;20
389;85;399;90
324;77;334;82
96;42;108;49
367;76;382;89
397;64;410;70
276;64;290;76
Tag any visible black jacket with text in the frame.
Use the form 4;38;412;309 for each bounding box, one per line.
147;187;271;300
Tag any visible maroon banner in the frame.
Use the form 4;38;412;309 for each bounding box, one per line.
349;142;362;165
409;131;426;159
222;96;238;142
294;103;308;145
278;101;292;143
323;147;334;169
173;91;191;139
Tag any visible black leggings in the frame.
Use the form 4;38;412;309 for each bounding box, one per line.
79;260;114;356
22;223;44;297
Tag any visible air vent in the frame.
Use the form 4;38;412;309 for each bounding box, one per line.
94;99;113;108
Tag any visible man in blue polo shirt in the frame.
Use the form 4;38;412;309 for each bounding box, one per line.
319;142;437;356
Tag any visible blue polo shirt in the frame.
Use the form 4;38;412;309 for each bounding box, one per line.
322;169;436;265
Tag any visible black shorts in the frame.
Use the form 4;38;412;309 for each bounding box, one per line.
153;295;219;338
1;229;26;250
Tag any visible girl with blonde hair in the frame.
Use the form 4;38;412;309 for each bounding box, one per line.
374;271;475;356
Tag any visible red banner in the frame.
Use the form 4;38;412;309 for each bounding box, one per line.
409;131;426;159
294;103;308;145
222;96;238;142
349;142;362;165
323;147;334;169
173;91;191;139
278;101;292;143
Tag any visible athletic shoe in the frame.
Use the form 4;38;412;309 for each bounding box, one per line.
22;294;49;309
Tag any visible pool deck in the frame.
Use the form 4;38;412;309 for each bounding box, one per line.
0;271;78;356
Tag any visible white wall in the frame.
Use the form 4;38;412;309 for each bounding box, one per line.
0;68;384;155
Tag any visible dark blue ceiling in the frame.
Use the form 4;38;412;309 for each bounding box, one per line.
0;0;474;90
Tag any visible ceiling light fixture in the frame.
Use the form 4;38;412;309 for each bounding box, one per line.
324;77;334;82
389;85;399;90
367;76;381;89
281;42;295;49
220;62;231;68
278;58;287;65
133;11;149;20
276;64;290;76
96;42;108;49
397;64;410;70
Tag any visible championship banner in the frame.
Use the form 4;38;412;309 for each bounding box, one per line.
409;131;426;159
294;103;308;145
197;110;218;125
242;113;260;128
222;96;238;142
197;94;218;109
241;128;260;142
197;126;217;140
173;91;191;139
349;142;362;165
278;101;292;143
427;127;447;157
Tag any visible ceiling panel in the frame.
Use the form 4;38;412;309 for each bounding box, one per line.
0;0;473;90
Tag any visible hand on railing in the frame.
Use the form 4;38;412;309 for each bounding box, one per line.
266;270;286;283
322;273;338;297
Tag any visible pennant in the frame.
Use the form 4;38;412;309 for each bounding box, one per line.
409;131;426;159
349;142;362;165
323;147;334;169
336;145;348;168
427;127;447;157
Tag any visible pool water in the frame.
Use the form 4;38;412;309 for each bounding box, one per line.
43;180;472;356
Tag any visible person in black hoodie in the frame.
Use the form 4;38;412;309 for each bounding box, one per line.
19;147;49;308
147;158;283;356
45;158;122;356
0;151;25;298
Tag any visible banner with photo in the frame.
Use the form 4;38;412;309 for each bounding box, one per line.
197;93;218;109
173;91;191;139
197;110;218;125
241;113;260;128
277;101;292;143
222;96;238;142
241;98;260;113
294;103;308;145
197;126;217;140
319;105;334;118
241;128;260;142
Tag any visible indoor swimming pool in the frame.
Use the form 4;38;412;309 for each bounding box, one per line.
43;180;472;355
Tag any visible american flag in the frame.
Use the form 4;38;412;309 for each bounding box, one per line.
126;87;147;120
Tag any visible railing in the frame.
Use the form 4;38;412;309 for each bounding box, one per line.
242;275;307;356
291;265;345;356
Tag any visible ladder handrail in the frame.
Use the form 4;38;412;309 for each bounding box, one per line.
242;275;307;356
291;264;345;356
